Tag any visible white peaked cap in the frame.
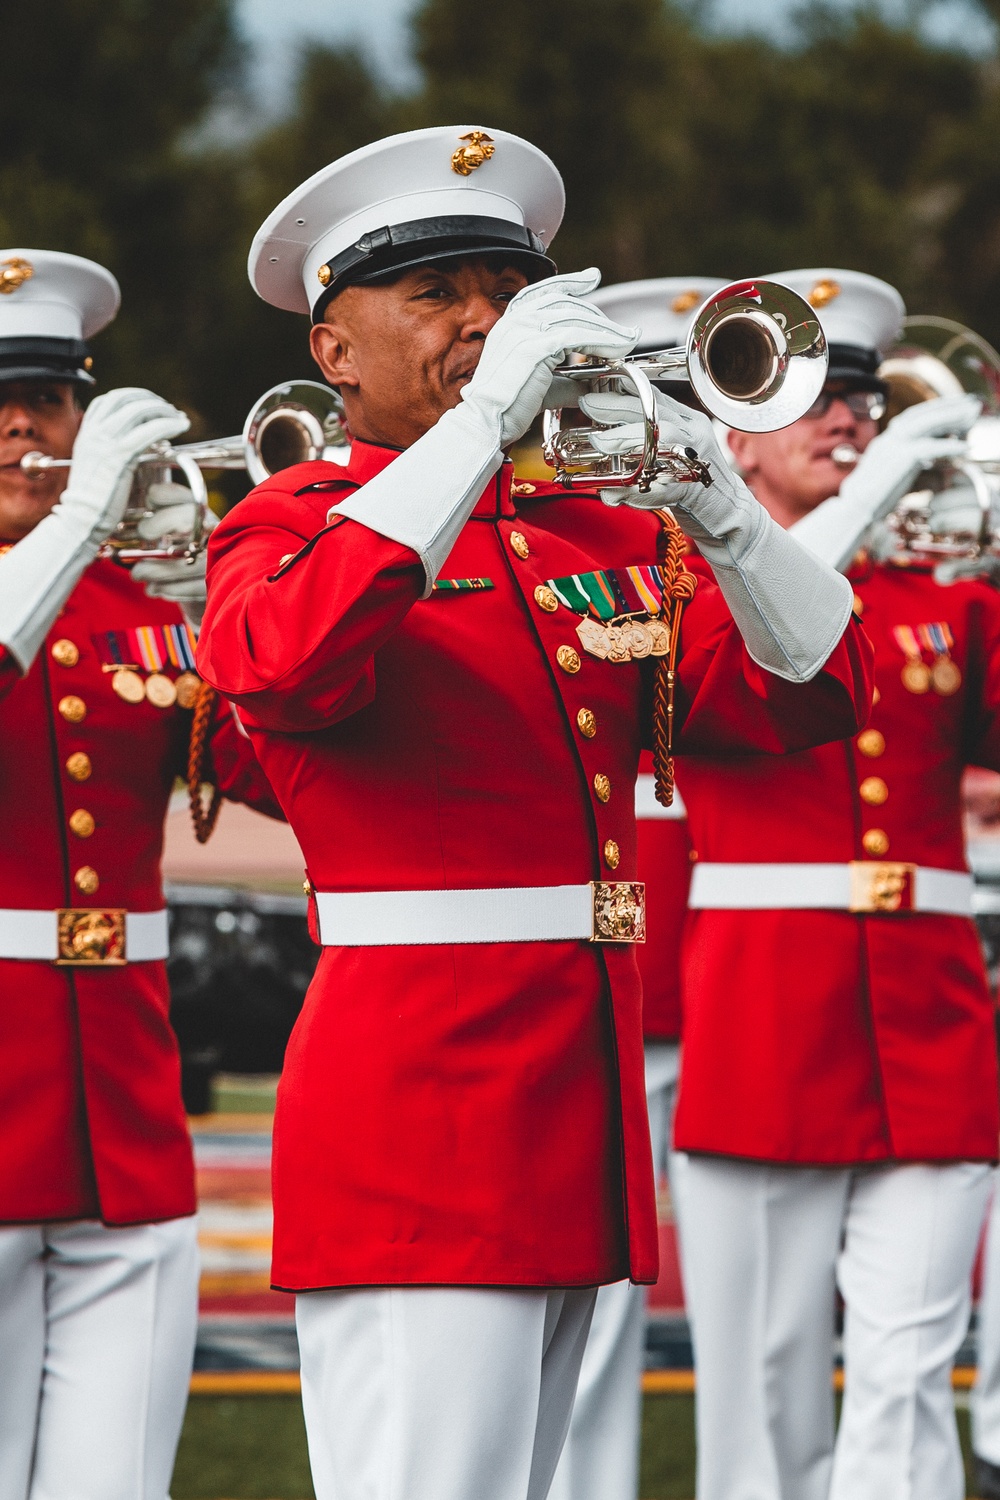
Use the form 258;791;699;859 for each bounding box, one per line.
0;249;120;385
249;125;565;320
765;268;905;371
590;276;729;352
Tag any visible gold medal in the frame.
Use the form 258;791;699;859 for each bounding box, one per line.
901;659;931;694
145;672;177;708
112;668;145;704
622;621;653;659
606;625;632;663
931;657;962;696
646;619;671;657
577;618;611;660
175;671;201;710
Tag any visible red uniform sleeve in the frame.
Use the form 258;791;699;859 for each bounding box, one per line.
668;553;874;757
201;691;285;820
0;647;20;698
197;483;424;735
964;587;1000;773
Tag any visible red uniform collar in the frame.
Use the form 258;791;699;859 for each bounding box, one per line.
346;437;518;519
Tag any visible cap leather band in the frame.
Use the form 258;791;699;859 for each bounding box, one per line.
313;214;554;319
0;335;94;383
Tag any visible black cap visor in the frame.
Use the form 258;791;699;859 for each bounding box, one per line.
0;337;94;387
826;341;887;394
313;215;556;321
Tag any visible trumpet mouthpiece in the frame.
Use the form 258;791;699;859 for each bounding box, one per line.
831;443;860;468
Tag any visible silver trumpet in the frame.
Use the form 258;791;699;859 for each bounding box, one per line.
542;279;829;490
21;380;348;563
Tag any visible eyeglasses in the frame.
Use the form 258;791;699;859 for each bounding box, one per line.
803;388;886;423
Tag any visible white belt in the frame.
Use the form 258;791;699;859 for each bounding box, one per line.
0;907;169;963
635;774;686;821
314;882;647;946
688;862;973;916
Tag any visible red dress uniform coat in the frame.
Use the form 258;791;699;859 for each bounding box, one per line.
0;556;280;1226
197;438;872;1290
636;750;691;1042
674;556;1000;1165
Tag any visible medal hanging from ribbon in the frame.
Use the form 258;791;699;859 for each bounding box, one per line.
892;622;961;697
93;623;201;709
545;564;673;662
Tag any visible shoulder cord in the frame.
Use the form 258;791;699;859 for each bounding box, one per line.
653;510;698;807
187;681;223;844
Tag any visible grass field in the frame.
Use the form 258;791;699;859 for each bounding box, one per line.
171;1393;982;1499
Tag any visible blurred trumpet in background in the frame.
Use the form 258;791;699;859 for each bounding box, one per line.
21;380;348;563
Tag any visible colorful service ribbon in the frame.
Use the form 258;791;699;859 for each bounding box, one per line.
432;578;495;592
892;624;924;661
916;622;954;657
93;623;198;672
545;565;666;621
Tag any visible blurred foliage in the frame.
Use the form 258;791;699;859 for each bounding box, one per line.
4;0;1000;436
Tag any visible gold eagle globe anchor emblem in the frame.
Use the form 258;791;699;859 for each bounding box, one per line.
451;131;495;176
0;257;34;294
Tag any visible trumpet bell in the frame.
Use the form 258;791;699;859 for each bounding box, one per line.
686;280;828;432
243;380;349;484
880;316;1000;423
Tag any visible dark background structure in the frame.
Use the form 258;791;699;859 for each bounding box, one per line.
4;0;1000;444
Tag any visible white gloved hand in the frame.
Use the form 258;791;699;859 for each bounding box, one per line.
337;270;637;593
578;388;854;683
459;269;637;448
130;482;219;631
0;389;190;671
925;482;1000;587
790;394;981;573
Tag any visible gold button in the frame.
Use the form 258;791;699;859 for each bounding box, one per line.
534;584;559;613
65;752;92;782
58;695;86;724
593;773;611;803
69;809;95;839
863;828;890;856
857;729;885;758
577;707;597;739
510;531;530;559
511;481;536;497
860;776;888;806
604;839;621;870
278;553;294;568
852;593;864;616
73;865;100;896
556;645;581;674
51;639;79;667
873;686;881;705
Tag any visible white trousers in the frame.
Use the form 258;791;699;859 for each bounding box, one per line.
0;1217;199;1500
973;1167;1000;1462
674;1156;990;1500
547;1042;680;1500
296;1284;597;1500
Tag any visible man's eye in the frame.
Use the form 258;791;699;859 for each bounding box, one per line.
415;286;450;300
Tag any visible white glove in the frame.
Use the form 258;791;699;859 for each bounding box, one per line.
790;394;981;573
581;389;854;683
130;482;219;631
0;389;190;670
924;482;1000;587
337;270;637;593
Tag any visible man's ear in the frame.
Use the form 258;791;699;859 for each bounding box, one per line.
310;318;359;389
725;428;754;480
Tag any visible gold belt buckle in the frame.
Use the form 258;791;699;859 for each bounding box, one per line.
55;908;127;965
590;881;646;943
848;862;917;914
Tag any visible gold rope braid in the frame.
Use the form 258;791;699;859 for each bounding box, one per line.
187;680;223;844
652;510;698;807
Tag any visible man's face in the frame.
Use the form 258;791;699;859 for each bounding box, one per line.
310;257;530;448
0;381;82;542
727;382;882;523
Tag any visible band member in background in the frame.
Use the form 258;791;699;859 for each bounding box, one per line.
548;276;725;1500
0;250;280;1500
197;128;871;1500
629;267;993;1500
